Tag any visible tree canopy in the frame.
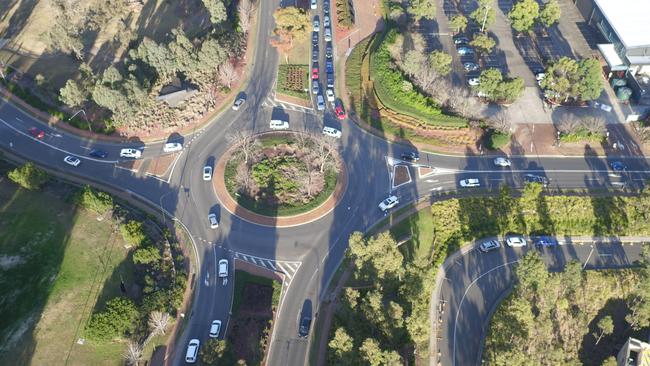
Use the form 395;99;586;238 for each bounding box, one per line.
539;0;561;28
540;56;604;102
508;0;540;33
407;0;437;21
470;0;496;31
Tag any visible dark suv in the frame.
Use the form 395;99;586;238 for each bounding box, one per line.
401;152;420;162
298;299;312;338
523;174;549;187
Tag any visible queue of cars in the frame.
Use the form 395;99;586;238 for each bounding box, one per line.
478;235;559;253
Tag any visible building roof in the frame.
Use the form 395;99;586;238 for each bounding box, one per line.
594;0;650;49
597;44;626;70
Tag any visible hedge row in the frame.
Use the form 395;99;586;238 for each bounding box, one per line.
335;0;354;28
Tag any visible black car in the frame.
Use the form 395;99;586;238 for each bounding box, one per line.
326;73;334;88
523;174;549;187
325;44;333;59
89;149;108;158
298;299;312;338
323;0;330;13
312;31;318;44
312;48;319;62
326;60;334;73
401;152;420;162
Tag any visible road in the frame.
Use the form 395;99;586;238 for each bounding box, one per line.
1;1;650;365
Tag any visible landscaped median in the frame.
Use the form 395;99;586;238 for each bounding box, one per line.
276;64;310;105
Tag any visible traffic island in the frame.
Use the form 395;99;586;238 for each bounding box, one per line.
213;132;347;227
392;164;411;189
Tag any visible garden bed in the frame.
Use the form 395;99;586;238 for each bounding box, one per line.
277;64;310;101
393;165;411;188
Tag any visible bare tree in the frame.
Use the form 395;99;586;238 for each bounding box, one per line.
415;65;439;93
487;111;513;134
226;130;258;163
447;87;481;119
148;311;172;337
235;162;255;193
218;62;239;88
312;134;339;173
557;114;581;134
581;116;606;136
238;0;255;33
123;341;143;366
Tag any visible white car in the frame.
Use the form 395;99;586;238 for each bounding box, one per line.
203;166;213;181
218;259;228;278
324;27;332;42
460;178;480;187
322;126;342;138
378;195;399;212
185;339;200;363
468;78;480;86
479;239;501;253
324;15;331;27
316;95;325;111
506;235;527;247
493;157;511;167
269;120;289;130
326;89;335;102
119;148;142;159
208;213;218;229
63;155;81;167
313;18;320;32
232;98;245;110
310;0;317;9
209;320;222;338
163;142;183;153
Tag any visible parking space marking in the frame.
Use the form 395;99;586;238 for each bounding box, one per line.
231;251;302;281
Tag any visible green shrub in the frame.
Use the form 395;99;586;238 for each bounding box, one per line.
7;162;49;190
559;129;605;143
485;131;510;150
75;185;113;213
85;297;139;341
133;246;162;265
119;220;148;246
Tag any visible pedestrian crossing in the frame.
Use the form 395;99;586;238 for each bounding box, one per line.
261;96;315;115
231;251;302;282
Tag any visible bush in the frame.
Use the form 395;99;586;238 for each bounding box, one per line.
85;297;139;341
7;162;49;190
277;64;309;100
133;246;162;265
335;0;355;28
485;131;510;150
120;220;148;246
75;185;113;213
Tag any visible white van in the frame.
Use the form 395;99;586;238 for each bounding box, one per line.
185;339;200;363
322;126;341;138
269;120;289;130
163;142;183;152
119;148;142;159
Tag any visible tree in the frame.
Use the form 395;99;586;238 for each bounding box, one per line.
101;66;123;87
508;0;539;33
450;14;468;34
148;311;172;337
200;339;228;364
476;68;524;102
539;0;561;28
476;68;503;97
470;33;496;55
226;130;258;163
202;0;228;25
602;357;617;366
238;0;255;33
359;338;385;366
218;62;239;88
488;111;513;134
8;162;49;190
470;0;496;32
75;185;113;213
429;50;452;76
401;50;426;78
541;57;603;102
515;251;549;299
594;316;614;345
123;340;143;365
271;7;311;62
312;133;338;173
59;79;87;107
129;38;176;80
120;220;148;247
577;58;604;101
133;246;162;265
407;0;436;22
85;297;140;341
495;77;525;102
328;327;354;362
347;232;404;282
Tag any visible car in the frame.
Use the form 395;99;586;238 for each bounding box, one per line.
316;94;325;111
312;48;319;62
468;77;480;86
209;320;222;338
534;236;558;248
378;195;399;212
323;15;331;27
218;259;228;278
203;166;213;181
493;157;511;167
298;314;312;338
523;174;549;187
463;62;479;71
185;339;200;363
312;31;318;44
313;17;320;32
610;161;626;172
269;119;289;130
401;152;419;162
334;100;346;120
232;98;245;110
120;148;142;159
454;36;470;45
310;0;317;10
326;73;334;88
208;213;218;229
535;72;546;81
460;178;480;187
163;142;183;153
312;81;320;95
325;44;333;59
457;46;474;55
326;88;335;102
323;0;330;13
505;235;527;247
312;66;319;80
89;149;108;159
326;60;334;73
63;155;81;167
324;27;332;42
322;126;342;138
28;127;45;140
479;239;501;252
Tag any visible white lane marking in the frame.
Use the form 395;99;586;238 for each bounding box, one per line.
425;179;439;183
266;261;276;270
0;118;119;163
430;186;443;191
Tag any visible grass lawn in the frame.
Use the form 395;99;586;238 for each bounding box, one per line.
0;165;133;365
389;209;435;262
285;35;310;65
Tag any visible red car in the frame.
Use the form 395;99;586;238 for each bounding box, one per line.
311;67;319;80
334;100;346;120
28;127;45;139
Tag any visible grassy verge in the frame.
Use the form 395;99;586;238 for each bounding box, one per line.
486;132;510;150
389;209;435;261
559;129;606;144
277;64;310;101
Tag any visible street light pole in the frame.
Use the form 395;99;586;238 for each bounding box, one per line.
481;5;490;33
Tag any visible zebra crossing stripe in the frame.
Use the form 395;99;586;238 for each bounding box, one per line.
275;262;289;274
266;261;276;270
286;262;299;271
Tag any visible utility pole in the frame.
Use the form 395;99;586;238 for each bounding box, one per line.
481;4;491;33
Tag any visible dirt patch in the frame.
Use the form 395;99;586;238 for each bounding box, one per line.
418;166;435;178
393;165;411;188
275;92;311;107
117;159;144;173
228;283;274;365
145;153;179;177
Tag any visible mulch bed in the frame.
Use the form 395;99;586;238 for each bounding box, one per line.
393;164;411;187
228;283;274;364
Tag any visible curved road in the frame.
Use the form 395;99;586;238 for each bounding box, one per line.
2;1;650;365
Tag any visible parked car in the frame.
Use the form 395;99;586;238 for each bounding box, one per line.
325;44;333;59
326;88;335;102
323;15;331;27
312;81;320;95
323;0;330;13
208;213;218;229
460;178;480;187
89;149;108;159
610;161;626;172
401;152;420;162
326;73;334;88
312;66;319;80
326;60;334;73
463;62;479;71
298;314;312;338
322;126;342;138
232;98;245;111
379;195;399;212
534;236;558;248
535;72;546;81
479;239;501;252
312;31;318;44
312;48;319;62
163;142;183;153
269;120;289;130
316;94;325;111
203;166;213;181
310;0;317;10
468;77;480;86
185;339;200;363
313;17;320;32
523;174;549;187
334;100;346;119
63;155;81;167
505;235;527;247
457;46;474;55
324;27;332;42
209;320;222;338
28;127;45;140
218;259;229;279
120;148;142;159
493;157;511;167
454;36;470;45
